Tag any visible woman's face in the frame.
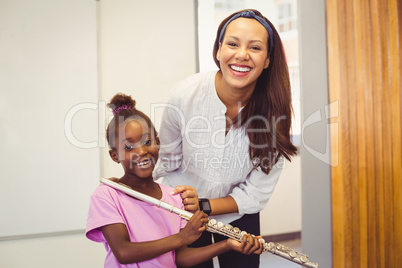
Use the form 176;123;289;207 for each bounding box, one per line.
216;18;270;92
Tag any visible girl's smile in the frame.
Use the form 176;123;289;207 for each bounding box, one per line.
133;158;153;168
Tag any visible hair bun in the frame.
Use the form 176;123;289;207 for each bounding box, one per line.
108;93;136;115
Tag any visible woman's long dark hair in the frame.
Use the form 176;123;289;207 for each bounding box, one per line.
213;9;297;174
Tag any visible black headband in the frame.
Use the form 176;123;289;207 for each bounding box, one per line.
218;10;274;53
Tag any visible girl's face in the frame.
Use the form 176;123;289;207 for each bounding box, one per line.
110;119;159;179
216;18;270;92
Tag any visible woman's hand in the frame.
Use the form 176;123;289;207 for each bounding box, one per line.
226;234;264;255
171;185;200;213
177;211;208;245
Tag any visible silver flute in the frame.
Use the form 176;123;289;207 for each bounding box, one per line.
100;178;318;268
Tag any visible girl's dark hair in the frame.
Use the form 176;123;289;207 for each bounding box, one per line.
106;93;157;149
213;9;297;174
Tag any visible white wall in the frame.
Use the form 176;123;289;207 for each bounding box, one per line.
0;0;197;267
98;0;198;180
261;155;301;236
0;0;102;266
0;232;105;268
0;0;99;238
299;0;332;266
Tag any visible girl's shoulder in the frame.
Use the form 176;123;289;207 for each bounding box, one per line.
93;183;182;208
158;183;175;193
92;183;119;199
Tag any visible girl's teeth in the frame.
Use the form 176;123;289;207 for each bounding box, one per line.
230;65;251;72
137;159;151;166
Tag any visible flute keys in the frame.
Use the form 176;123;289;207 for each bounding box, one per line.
258;238;265;244
217;222;224;228
209;219;217;226
300;256;308;263
233;227;240;233
225;224;233;231
289;250;297;258
267;242;275;250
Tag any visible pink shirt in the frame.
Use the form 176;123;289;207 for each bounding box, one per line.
86;183;187;268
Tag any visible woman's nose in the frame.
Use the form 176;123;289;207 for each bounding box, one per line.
236;46;249;61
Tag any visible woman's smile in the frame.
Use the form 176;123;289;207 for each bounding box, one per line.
229;64;252;77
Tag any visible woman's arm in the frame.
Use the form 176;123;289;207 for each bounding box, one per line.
175;233;264;267
101;211;208;264
229;159;284;216
172;158;284;216
171;186;238;215
208;195;238;215
171;185;200;213
153;96;184;179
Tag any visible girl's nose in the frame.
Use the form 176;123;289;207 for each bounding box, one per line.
129;146;147;160
135;145;147;156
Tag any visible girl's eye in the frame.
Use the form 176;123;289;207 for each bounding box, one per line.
124;144;134;150
227;42;237;47
143;139;152;145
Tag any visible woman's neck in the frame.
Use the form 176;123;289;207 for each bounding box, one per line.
215;71;255;110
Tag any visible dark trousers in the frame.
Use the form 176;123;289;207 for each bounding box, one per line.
188;213;260;268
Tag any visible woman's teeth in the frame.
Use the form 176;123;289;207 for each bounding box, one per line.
230;65;251;72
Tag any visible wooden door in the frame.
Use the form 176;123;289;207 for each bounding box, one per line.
327;0;402;267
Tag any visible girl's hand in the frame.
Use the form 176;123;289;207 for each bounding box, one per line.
226;234;264;255
171;185;199;213
177;211;208;245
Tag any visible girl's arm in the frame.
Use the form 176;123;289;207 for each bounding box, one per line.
101;211;208;264
175;233;264;267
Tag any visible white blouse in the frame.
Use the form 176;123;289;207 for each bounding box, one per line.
153;71;283;224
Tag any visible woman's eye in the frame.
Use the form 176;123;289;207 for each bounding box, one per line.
228;42;237;47
251;46;261;51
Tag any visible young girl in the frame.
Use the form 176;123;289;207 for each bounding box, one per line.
86;93;263;267
153;9;297;267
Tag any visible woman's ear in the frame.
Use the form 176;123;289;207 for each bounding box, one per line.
264;57;270;69
216;43;222;62
109;149;120;164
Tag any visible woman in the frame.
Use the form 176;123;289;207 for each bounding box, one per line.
153;9;297;267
